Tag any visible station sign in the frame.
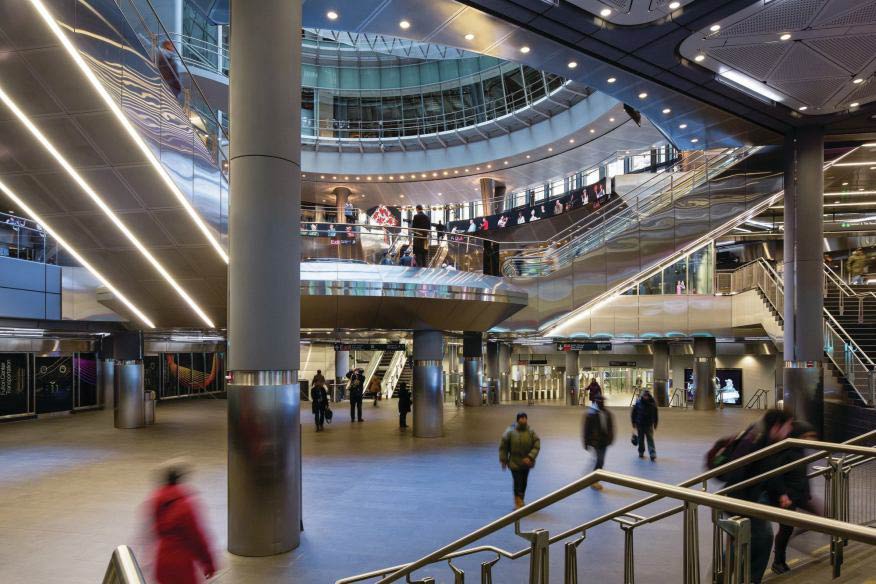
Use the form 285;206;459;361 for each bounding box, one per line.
556;342;612;352
609;360;637;367
334;342;405;352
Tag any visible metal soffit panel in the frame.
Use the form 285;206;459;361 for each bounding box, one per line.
566;0;699;26
679;0;876;115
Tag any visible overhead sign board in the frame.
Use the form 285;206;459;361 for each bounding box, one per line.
556;342;612;352
334;343;405;352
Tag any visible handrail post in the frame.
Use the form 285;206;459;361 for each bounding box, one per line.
716;516;751;584
683;503;701;584
563;534;586;584
621;523;635;584
515;524;550;584
828;457;845;577
448;560;465;584
480;555;500;584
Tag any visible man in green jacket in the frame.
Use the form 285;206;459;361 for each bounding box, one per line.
499;412;541;509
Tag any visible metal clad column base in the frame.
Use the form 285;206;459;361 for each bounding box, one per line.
100;359;115;410
228;382;300;556
413;361;443;438
113;361;144;428
694;357;716;411
783;361;823;434
653;380;670;408
565;350;579;405
463;358;483;406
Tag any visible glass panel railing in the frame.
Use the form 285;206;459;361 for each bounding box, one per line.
0;211;59;265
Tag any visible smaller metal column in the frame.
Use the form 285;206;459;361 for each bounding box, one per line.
334;348;349;401
693;337;716;411
652;340;670;407
413;331;444;437
463;332;483;407
565;350;579;405
486;340;500;404
499;342;512;402
334;186;351;223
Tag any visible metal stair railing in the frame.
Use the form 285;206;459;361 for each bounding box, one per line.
721;258;874;406
102;545;146;584
362;351;384;394
337;431;876;584
744;388;769;409
824;263;876;324
669;387;688;409
381;350;408;397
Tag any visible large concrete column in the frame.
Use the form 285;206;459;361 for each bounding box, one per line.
413;331;444;438
227;0;301;557
693;337;716;411
652;340;670;407
463;332;483;406
334;186;351;223
499;342;512;401
564;350;580;405
486;340;500;404
783;127;824;434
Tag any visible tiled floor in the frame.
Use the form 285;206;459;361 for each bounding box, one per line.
0;399;783;583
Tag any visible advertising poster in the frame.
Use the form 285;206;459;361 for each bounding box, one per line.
35;356;74;414
448;177;610;235
144;355;161;393
0;353;29;417
367;205;402;228
74;353;98;408
685;367;743;406
300;222;359;245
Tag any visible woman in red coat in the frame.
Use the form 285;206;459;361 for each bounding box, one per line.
148;463;216;584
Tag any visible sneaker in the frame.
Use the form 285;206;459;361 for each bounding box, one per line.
650;455;657;462
771;561;790;575
591;482;604;491
638;453;644;459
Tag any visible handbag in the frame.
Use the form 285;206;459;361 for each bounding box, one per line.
324;406;333;423
631;433;638;447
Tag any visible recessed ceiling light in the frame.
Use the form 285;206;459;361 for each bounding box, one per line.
694;54;705;62
465;168;470;171
691;138;699;143
710;24;721;32
400;194;405;198
568;138;575;143
421;173;427;178
320;175;325;179
589;129;595;134
367;176;372;180
842;182;849;186
476;167;481;171
454;170;459;174
302;173;306;178
779;33;791;41
378;176;383;179
345;176;349;180
504;160;509;164
853;78;865;84
568;61;578;69
679;123;688;129
662;108;671;114
520;46;530;54
464;33;475;41
432;172;437;177
600;8;612;17
638;92;648;99
355;176;360;180
487;164;492;168
326;10;339;20
609;117;615;122
438;192;443;196
799;106;808;111
548;147;553;152
443;171;448;175
526;155;531;159
399;20;411;29
668;1;680;9
851;102;860;107
332;176;337;179
389;176;393;179
607;77;616;83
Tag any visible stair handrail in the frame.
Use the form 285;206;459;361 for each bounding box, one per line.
824;262;876;308
103;545;146;584
381;350;407;396
362;351;384;393
743;388;768;409
337;430;876;584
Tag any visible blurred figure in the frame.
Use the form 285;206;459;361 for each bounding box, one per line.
397;382;411;429
156;40;182;98
585;378;603;404
369;375;382;407
310;370;328;431
582;395;614;490
847;248;869;284
148;461;216;584
380;252;394;266
499;412;540;509
399;248;414;267
769;421;820;575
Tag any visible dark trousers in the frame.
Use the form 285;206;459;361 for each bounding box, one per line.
511;468;530;499
592;446;607;472
773;499;817;563
399;412;408;428
749;516;774;583
637;426;656;458
314;408;325;429
414;247;427;267
350;398;363;421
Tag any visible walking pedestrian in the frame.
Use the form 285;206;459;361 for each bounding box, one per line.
499;412;541;509
369;375;382;407
147;460;216;584
631;389;658;461
847;248;869;284
585;378;603;404
411;205;431;268
582;395;614;490
347;368;365;422
769;421;821;575
310;370;328;431
397;382;411;429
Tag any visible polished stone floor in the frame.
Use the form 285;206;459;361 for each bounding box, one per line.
1;398;828;583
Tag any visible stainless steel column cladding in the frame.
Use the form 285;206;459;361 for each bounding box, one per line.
334;186;351;223
499;342;512;402
463;332;483;407
99;359;115;410
113;360;144;429
652;341;670;407
486;341;500;404
693;337;716;411
565;350;579;405
227;0;302;556
413;331;444;438
782;127;825;433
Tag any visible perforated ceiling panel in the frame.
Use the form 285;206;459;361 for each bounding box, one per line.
679;0;876;114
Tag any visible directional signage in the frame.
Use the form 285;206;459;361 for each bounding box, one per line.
334;343;405;352
556;342;612;352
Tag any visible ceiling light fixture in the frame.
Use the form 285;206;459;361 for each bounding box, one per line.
487;164;492;168
600;8;612;17
526;155;531;159
694;54;705;62
718;69;785;103
29;0;228;265
638;92;648;99
589;129;595;134
607;77;616;83
853;78;865;84
691;138;699;143
662;108;671;114
609;117;615;122
567;61;578;69
504;160;509;164
569;138;576;143
432;172;438;177
400;194;405;198
710;24;721;32
326;10;339;20
520;46;530;54
679;123;688;129
0;84;215;328
367;176;372;180
464;33;475;41
399;19;411;29
850;102;860;108
799;106;808;111
548;147;553;152
780;33;791;41
668;1;680;9
0;178;155;328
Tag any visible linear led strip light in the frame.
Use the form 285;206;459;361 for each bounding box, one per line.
0;85;216;328
0;178;156;329
28;0;229;265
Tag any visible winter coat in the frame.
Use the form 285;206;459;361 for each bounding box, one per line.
347;372;365;400
848;252;869;276
310;385;328;413
149;484;215;584
398;387;411;413
411;212;431;251
311;373;326;388
499;424;541;471
631;392;659;430
766;446;811;507
586;380;603;402
582;405;615;450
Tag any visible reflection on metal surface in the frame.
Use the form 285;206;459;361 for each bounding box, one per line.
113;360;144;428
413;363;443;438
231;371;297;386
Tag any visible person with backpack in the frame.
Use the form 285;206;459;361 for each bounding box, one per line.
310;370;329;431
346;368;365;422
707;409;794;584
499;412;541;509
582;395;614;490
631;389;658;461
397;382;411;429
767;421;820;575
